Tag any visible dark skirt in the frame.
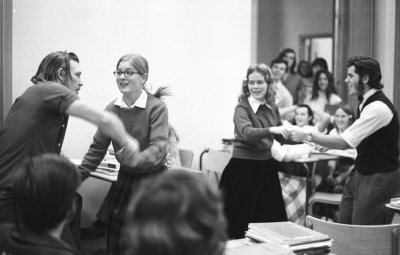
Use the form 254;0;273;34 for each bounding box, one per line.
106;167;166;255
219;157;287;239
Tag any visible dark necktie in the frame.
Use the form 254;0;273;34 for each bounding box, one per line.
356;95;363;119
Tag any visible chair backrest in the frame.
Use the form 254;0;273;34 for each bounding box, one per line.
179;149;194;168
306;215;400;255
200;149;232;173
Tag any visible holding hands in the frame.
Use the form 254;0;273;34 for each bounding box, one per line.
289;126;310;143
269;126;291;139
116;136;140;168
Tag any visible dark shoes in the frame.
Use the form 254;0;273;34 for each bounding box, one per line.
81;219;107;240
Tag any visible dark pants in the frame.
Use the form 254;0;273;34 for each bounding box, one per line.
338;169;400;225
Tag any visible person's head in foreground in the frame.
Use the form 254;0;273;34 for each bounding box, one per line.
13;154;81;236
123;170;227;255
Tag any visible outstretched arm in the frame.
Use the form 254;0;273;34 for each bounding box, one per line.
66;100;139;164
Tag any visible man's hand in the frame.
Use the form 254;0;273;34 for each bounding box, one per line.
115;137;140;168
290;126;309;142
269;126;291;139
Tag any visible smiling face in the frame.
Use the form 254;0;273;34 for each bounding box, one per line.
271;62;287;81
317;73;329;91
345;65;362;96
295;106;312;127
115;61;143;96
283;52;295;68
248;71;268;101
64;60;83;94
334;108;352;132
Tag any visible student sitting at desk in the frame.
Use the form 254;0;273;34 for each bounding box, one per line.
0;154;81;255
123;170;227;255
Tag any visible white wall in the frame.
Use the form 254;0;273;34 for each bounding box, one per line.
280;0;333;53
13;0;252;169
374;0;396;100
257;0;333;65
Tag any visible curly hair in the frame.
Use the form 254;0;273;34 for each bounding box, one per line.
239;63;275;105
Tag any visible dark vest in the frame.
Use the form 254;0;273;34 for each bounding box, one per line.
356;90;399;174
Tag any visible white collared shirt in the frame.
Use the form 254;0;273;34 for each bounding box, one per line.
341;89;393;148
114;89;147;109
248;95;271;113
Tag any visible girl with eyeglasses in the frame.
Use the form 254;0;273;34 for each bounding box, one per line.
79;53;169;255
219;64;290;239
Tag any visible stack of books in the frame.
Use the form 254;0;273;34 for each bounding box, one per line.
245;222;332;255
387;197;400;210
95;156;120;176
225;241;295;255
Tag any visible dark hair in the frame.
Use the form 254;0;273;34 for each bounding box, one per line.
240;63;274;104
31;51;79;84
311;70;337;101
347;56;383;89
334;103;355;131
276;48;297;74
311;57;328;71
270;58;289;73
13;154;81;234
297;60;312;78
294;104;314;125
123;171;227;255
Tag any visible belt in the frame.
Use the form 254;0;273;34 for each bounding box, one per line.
0;188;12;199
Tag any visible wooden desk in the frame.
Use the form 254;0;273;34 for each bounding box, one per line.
295;153;340;216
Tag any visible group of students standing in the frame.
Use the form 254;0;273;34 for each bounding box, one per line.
219;49;400;239
0;48;399;255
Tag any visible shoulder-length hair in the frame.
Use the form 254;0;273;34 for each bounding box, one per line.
276;48;297;74
333;103;355;132
13;154;80;234
239;63;275;105
311;70;337;101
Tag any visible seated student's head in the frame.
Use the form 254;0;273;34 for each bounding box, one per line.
294;104;314;127
123;170;227;255
334;104;355;132
13;154;81;235
311;57;328;76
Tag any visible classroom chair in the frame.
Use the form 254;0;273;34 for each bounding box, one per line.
306;215;400;255
179;149;194;168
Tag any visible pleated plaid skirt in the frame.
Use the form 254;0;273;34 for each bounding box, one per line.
106;166;166;255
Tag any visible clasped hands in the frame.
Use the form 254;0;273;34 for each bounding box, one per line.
270;125;310;143
115;136;141;168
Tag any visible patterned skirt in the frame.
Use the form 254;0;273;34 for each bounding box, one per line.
106;166;166;255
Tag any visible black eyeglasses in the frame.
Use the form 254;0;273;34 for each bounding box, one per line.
113;70;140;78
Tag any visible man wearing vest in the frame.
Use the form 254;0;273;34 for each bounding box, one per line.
291;56;400;225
